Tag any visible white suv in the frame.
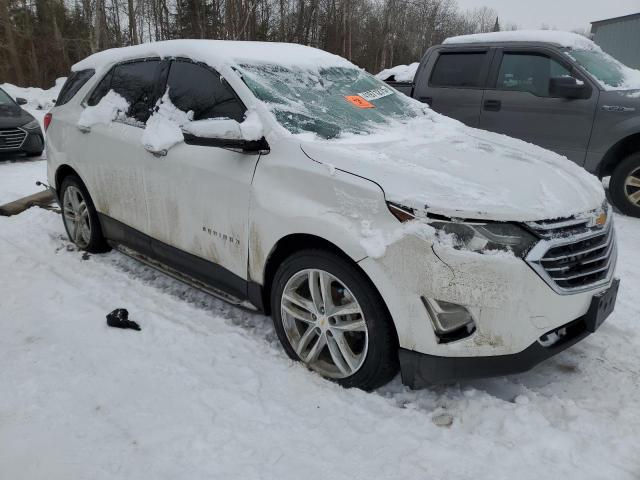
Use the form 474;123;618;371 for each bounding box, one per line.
46;40;619;390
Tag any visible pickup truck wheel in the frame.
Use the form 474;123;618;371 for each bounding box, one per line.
60;175;110;253
610;153;640;218
271;249;398;391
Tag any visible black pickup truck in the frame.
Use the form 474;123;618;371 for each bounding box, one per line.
381;31;640;217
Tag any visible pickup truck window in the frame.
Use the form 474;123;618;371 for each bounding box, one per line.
496;53;571;97
238;64;420;139
430;52;487;88
567;50;625;88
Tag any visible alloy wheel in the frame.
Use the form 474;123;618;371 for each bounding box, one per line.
62;185;92;249
280;268;369;379
624;167;640;206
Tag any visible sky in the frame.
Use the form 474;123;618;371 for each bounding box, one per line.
455;0;639;32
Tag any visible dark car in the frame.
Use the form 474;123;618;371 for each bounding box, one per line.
0;87;44;157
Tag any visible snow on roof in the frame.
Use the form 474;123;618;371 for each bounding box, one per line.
72;40;354;72
375;63;419;82
444;30;597;50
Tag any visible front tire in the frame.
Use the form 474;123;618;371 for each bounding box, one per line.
271;249;398;390
609;152;640;217
60;175;110;253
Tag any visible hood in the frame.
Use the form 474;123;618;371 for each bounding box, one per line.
0;106;33;129
299;115;605;222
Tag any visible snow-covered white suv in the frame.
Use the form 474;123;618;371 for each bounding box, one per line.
46;40;619;390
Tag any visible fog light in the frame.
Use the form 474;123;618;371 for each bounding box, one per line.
421;297;476;343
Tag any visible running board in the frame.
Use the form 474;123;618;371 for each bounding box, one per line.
114;244;258;311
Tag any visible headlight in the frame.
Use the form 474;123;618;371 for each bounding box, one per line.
386;201;537;257
22;119;40;130
431;221;537;257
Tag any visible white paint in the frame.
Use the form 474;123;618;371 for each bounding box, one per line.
45;42;616;385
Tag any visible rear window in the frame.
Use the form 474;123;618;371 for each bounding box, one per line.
56;69;94;106
430;52;487;88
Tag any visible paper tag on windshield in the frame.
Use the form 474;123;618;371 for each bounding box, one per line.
345;95;375;109
358;86;394;101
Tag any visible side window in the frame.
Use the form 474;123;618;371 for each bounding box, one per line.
57;69;95;106
165;60;246;122
496;53;572;97
87;69;113;106
109;59;161;123
430;52;488;88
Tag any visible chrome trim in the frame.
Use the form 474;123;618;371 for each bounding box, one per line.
0;127;28;150
526;217;589;231
525;215;617;295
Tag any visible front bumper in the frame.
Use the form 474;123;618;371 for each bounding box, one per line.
399;278;620;387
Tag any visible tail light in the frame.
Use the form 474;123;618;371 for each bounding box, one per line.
44;112;52;131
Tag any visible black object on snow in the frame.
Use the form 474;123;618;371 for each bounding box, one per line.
106;308;141;331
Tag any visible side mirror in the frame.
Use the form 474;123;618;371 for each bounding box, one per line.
549;76;588;99
16;97;28;105
182;118;269;154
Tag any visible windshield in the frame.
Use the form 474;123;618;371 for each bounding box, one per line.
567;49;634;89
236;64;421;139
0;88;17;107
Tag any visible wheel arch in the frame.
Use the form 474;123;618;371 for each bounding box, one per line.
598;132;640;178
55;164;82;195
258;233;399;348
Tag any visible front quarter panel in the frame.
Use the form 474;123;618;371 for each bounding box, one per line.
248;140;393;283
585;91;640;173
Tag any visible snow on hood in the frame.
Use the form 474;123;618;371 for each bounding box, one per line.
72;40;353;73
375;63;419;82
299;111;605;222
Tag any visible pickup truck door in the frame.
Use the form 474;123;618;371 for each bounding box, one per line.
479;48;599;164
413;48;492;127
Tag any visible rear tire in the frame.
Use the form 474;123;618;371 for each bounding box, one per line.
609;152;640;218
60;175;110;253
271;249;398;390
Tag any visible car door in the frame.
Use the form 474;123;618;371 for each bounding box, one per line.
80;58;162;234
142;59;260;298
413;48;492;127
479;48;599;164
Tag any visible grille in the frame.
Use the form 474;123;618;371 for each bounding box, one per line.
0;127;27;150
525;213;616;293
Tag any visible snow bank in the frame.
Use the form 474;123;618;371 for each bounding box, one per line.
2;160;640;480
0;77;66;110
77;90;130;128
375;63;419;82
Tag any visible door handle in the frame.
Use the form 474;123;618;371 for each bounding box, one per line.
77;125;91;134
418;96;433;106
144;145;167;157
483;99;501;111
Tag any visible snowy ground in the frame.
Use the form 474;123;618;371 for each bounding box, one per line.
1;157;640;479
